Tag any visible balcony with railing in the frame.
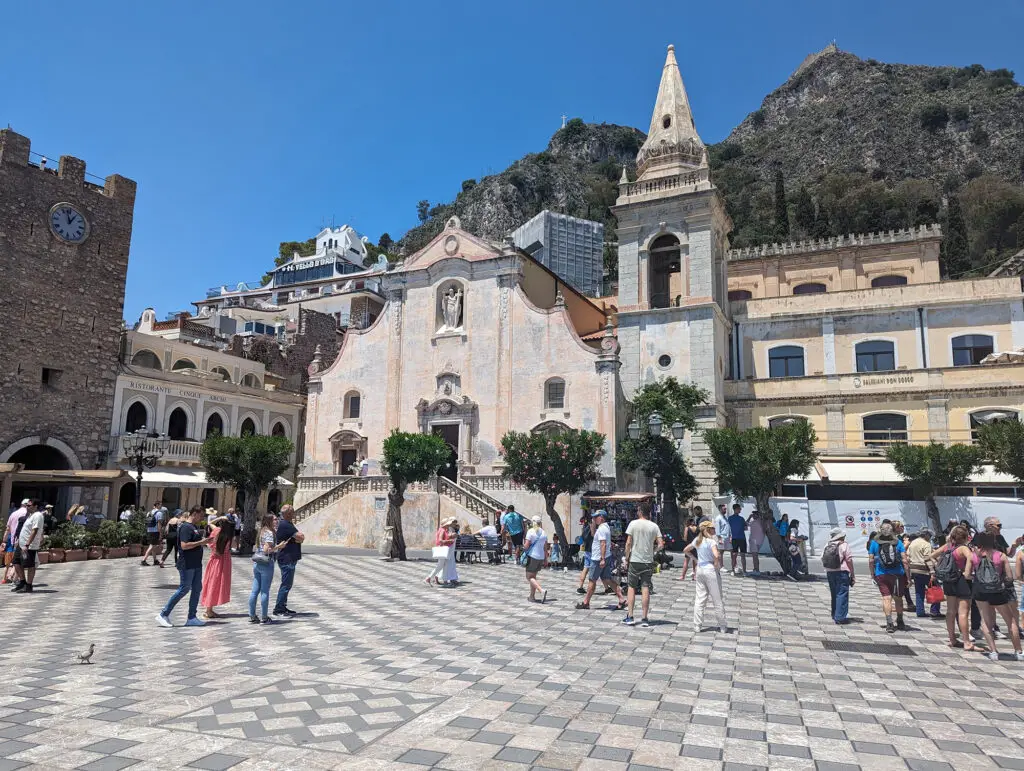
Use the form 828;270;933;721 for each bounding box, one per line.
108;435;202;464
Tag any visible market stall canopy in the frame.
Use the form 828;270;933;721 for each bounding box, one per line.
13;469;130;486
792;460;1016;485
119;467;294;488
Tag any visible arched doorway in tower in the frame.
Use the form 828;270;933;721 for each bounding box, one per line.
431;425;459;483
9;443;72;512
267;489;282;513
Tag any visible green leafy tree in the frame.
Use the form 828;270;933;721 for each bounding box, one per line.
500;429;606;552
942;195;970;277
887;442;983;532
261;238;316;285
416;200;430;223
200;434;294;553
704;421;817;573
378;233;394;252
617;378;708;540
773;170;789;240
792;186;815;236
381;431;450;561
977;420;1024;485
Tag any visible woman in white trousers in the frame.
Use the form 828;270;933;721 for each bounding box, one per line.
426;518;457;585
684;520;728;633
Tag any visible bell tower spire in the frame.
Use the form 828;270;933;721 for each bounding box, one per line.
636;44;706;180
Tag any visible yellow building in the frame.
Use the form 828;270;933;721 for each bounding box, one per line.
725;227;1024;497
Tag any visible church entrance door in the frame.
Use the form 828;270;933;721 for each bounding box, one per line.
432;424;459;482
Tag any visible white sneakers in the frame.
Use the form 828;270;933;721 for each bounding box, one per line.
155;614;206;628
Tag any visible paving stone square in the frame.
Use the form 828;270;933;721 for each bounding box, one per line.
2;552;1024;769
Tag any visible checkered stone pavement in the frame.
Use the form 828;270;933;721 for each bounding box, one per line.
1;552;1024;770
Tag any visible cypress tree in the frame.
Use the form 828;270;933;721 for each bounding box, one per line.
793;186;815;236
942;195;970;278
774;170;789;240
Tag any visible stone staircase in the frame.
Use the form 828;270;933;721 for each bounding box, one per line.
293;474;507;525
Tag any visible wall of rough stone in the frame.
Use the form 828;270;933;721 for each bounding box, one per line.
0;130;136;509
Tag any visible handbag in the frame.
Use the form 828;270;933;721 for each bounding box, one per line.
432;546;450;559
925;580;945;605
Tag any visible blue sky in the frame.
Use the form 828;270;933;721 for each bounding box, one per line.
3;0;1022;321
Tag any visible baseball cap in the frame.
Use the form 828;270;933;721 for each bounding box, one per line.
531;515;542;525
593;509;607;519
21;498;31;505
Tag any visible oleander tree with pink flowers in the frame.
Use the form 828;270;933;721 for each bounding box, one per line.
499;429;606;554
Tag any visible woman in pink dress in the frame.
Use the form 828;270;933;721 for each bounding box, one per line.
200;514;235;618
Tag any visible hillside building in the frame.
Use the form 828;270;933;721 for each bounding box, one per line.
294;44;1024;549
511;211;604;297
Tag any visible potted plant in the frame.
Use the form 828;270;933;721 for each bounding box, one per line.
47;529;66;563
86;530;104;560
126;510;145;557
37;535;51;565
63;524;89;562
100;520;129;559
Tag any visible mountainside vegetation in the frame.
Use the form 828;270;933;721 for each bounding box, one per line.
399;47;1024;279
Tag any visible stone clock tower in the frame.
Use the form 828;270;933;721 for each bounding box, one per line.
612;45;733;505
0;129;137;511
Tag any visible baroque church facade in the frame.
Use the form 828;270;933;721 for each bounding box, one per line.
296;45;1024;547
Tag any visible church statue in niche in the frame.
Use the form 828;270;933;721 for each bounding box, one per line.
440;285;464;331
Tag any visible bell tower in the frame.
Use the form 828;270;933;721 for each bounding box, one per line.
612;45;733;505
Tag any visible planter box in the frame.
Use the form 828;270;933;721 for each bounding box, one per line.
64;549;87;562
37;551;50;565
128;544;143;557
106;546;129;559
87;547;104;560
48;549;65;563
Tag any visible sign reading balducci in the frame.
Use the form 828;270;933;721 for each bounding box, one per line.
128;382;230;402
852;374;917;389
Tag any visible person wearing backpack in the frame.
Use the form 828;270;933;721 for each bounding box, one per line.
140;503;164;566
501;505;526;563
868;523;909;633
964;531;1023;661
929;525;974;649
823;527;855;623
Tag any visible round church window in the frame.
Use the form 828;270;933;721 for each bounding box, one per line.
658;354;672;369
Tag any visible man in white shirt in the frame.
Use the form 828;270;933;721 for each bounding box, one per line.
576;510;626;610
13;500;43;593
622;502;664;627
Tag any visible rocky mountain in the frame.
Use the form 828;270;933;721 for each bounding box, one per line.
400;46;1024;277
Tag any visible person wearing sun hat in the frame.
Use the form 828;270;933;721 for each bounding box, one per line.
823;527;855;624
426;517;459;587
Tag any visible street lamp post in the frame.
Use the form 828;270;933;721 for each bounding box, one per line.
121;428;170;510
626;412;688;530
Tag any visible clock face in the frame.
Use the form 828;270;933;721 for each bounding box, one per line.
49;203;89;243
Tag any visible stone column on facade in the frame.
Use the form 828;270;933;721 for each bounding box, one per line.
822;316;837;375
690;405;727;512
384;288;404;434
494;264;517;455
926;398;950;444
155;391;167;435
229;404;239;438
1;470;15;513
825;402;846;450
595;322;621;480
195;397;206;440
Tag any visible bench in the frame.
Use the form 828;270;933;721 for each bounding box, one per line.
454;535;505;564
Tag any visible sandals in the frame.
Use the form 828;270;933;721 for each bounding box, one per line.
948;641;963;648
617;601;627;610
575;602;590;610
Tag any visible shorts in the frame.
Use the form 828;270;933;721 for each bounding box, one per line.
719;538;732;552
942;577;972;599
875;574;906;597
19;549;37;569
588;559;614;583
731;538;747;554
147;531;160;546
749;536;764;554
509;532;524;548
582;553;592;569
525;557;545;574
974;588;1008;606
627;561;654;591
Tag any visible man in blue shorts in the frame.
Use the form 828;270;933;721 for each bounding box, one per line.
575;510;626;610
500;505;525;562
